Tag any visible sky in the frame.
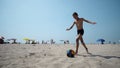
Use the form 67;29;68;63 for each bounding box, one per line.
0;0;120;44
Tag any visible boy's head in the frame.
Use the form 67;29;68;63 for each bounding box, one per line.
72;12;78;19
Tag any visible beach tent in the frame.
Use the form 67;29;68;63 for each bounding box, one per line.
97;39;105;44
7;38;17;44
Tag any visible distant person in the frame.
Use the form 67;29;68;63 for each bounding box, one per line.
42;40;44;44
31;40;36;44
0;39;4;44
50;39;54;44
66;40;69;44
66;12;96;55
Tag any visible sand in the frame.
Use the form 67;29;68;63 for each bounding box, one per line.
0;44;120;68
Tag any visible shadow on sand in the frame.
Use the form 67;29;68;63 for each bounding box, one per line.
78;53;120;59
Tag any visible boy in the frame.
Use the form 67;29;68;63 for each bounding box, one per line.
66;12;96;55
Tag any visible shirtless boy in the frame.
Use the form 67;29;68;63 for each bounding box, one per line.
66;12;96;54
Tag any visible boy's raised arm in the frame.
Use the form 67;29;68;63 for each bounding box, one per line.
83;18;96;24
66;22;75;31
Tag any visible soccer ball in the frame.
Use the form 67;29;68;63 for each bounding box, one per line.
67;49;75;58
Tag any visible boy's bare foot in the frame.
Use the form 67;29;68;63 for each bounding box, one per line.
87;52;92;55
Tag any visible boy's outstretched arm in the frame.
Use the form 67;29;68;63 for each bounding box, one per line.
83;18;96;24
66;22;75;31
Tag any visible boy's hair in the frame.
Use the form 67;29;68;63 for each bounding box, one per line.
73;12;78;16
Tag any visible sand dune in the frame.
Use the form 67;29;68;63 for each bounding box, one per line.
0;44;120;68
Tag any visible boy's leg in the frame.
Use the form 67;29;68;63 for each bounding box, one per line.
75;34;80;54
79;35;89;53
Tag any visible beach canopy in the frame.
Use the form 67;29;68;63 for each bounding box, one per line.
7;38;17;44
23;38;30;41
23;38;35;41
23;38;35;44
97;39;105;44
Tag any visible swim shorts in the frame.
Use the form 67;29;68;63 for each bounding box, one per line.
77;29;84;35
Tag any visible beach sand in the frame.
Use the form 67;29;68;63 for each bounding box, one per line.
0;44;120;68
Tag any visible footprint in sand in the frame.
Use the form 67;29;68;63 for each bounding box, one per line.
29;53;35;56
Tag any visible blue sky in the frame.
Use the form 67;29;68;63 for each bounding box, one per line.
0;0;120;44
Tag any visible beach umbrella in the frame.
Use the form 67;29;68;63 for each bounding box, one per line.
23;38;31;44
23;38;35;41
23;38;30;41
97;39;105;44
